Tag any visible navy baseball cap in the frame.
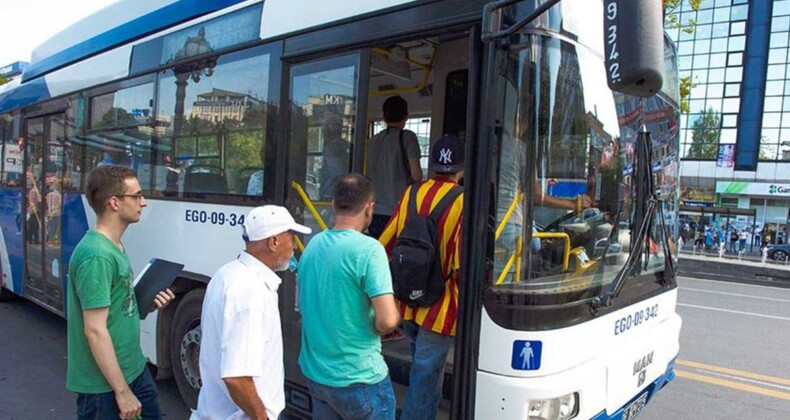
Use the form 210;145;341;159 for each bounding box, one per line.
430;135;465;173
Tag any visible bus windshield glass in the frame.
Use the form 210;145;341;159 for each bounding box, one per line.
487;1;680;327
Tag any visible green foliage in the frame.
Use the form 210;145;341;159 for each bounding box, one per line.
664;0;704;33
0;75;7;86
679;76;694;114
665;1;705;114
688;108;720;159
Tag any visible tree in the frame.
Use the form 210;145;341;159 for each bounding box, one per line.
0;74;8;86
665;0;705;114
664;0;704;34
688;108;720;159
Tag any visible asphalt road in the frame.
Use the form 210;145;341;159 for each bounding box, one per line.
0;297;190;420
1;276;788;419
640;276;790;419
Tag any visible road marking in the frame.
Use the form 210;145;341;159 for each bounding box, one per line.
677;360;790;387
676;303;790;321
679;287;790;303
679;276;790;291
675;371;790;401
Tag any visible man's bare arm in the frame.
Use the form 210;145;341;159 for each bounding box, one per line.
223;376;268;420
371;294;400;335
408;157;423;182
83;308;141;420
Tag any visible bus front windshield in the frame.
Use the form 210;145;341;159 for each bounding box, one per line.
487;12;679;329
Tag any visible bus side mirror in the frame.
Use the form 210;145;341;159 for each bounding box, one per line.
603;0;664;97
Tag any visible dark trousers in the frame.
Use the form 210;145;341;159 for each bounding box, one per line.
76;367;161;420
367;214;392;239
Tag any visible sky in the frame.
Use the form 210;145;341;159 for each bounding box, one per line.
0;0;119;67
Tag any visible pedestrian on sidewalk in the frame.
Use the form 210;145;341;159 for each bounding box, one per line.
738;229;747;252
729;228;738;253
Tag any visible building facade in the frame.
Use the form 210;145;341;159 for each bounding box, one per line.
670;0;790;243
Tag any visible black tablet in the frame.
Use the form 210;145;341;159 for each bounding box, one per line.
134;259;184;320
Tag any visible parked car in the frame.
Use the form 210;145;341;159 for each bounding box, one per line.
766;243;790;261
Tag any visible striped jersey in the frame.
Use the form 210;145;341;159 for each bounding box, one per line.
379;177;464;336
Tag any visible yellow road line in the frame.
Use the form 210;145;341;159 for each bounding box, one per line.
677;359;790;387
675;370;790;401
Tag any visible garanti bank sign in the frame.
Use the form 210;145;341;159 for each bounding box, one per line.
716;181;790;197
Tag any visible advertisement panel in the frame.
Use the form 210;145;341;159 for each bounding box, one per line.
716;181;790;197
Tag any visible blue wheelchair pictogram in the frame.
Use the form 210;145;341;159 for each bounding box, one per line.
511;340;542;371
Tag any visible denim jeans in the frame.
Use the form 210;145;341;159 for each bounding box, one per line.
308;375;395;420
76;367;161;420
400;321;454;420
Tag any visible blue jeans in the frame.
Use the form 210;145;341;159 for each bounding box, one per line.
76;367;161;420
308;376;395;420
400;321;454;420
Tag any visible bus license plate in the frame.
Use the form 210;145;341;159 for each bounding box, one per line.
622;392;648;420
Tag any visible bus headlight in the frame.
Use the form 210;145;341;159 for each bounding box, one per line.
526;392;579;420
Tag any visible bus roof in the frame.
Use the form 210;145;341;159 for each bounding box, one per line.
24;0;414;83
24;0;246;82
1;0;416;115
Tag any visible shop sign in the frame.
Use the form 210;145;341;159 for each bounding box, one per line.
716;181;790;197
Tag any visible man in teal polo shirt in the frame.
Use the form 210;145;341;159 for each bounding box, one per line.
298;173;400;419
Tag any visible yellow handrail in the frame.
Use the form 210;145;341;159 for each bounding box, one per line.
495;233;525;285
532;232;571;272
495;193;524;241
295;236;305;252
369;48;435;97
291;181;328;231
495;252;517;285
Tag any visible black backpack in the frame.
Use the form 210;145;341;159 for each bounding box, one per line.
390;183;463;307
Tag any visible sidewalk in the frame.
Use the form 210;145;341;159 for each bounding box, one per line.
678;248;790;288
679;242;790;267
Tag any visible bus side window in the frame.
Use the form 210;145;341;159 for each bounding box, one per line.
155;46;276;201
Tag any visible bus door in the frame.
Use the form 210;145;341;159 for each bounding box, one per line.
282;51;362;405
24;114;66;313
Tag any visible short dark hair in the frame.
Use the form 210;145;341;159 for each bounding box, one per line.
382;95;408;123
85;165;138;215
333;173;375;215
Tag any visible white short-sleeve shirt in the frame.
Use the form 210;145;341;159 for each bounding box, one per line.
197;251;284;420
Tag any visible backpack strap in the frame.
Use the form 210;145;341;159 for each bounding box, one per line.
406;182;463;221
407;182;421;219
429;186;462;223
399;129;410;182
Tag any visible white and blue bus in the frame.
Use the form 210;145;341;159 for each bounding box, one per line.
0;0;682;418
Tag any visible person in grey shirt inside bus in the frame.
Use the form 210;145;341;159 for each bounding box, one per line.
365;95;423;238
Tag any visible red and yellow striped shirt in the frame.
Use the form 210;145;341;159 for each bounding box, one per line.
379;177;464;336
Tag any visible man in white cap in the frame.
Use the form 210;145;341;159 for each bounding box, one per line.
197;205;311;420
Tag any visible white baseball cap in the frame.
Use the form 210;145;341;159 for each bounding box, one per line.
243;205;312;241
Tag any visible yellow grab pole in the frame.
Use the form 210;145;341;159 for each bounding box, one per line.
532;232;571;272
495;193;524;241
291;181;328;231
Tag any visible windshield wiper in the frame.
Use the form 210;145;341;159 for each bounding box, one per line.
590;126;676;314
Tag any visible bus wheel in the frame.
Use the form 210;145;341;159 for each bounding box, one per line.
171;288;204;408
0;286;14;302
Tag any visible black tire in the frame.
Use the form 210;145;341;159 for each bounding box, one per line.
0;285;15;302
171;288;205;409
772;250;788;262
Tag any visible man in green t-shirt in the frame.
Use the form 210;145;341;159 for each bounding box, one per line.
298;173;401;419
67;165;175;420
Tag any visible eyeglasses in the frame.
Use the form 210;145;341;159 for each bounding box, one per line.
116;192;145;200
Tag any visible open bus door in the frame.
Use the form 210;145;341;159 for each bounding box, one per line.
23;114;66;314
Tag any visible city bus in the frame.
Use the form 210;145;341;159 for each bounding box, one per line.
0;0;682;418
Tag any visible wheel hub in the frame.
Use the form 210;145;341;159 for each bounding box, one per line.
180;323;202;390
